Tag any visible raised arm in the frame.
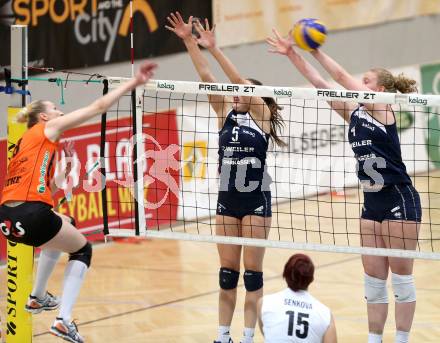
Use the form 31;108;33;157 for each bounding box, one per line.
267;29;329;89
266;29;353;122
310;49;387;116
194;19;245;85
45;62;157;142
310;49;366;91
194;18;270;128
165;12;227;120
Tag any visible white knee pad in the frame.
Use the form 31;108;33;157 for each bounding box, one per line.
364;273;388;304
392;273;416;303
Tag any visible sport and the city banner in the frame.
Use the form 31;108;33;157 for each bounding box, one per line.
0;0;211;70
213;0;440;48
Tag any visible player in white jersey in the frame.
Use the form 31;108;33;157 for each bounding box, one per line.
258;254;337;342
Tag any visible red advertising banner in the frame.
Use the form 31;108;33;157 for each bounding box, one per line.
0;110;179;261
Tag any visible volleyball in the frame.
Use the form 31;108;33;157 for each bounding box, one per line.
292;18;327;51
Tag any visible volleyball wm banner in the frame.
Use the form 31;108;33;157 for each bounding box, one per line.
0;110;179;255
52;111;179;238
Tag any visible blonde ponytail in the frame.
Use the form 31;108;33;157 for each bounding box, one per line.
14;100;47;128
371;68;418;94
16;106;30;123
394;73;418;94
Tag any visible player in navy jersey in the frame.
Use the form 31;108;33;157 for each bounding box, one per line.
267;29;420;343
166;13;286;343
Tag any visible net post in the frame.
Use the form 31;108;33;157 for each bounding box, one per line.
100;79;109;235
6;24;34;343
132;87;146;235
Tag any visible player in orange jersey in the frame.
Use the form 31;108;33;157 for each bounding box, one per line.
0;61;157;343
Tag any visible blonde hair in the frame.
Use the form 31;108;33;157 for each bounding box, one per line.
371;68;418;94
16;100;47;128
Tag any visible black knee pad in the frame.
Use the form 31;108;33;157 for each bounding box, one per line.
69;242;92;268
243;270;263;292
68;216;76;227
219;267;240;290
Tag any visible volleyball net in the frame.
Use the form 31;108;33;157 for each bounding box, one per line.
102;78;440;260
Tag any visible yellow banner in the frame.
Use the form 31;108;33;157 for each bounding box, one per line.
213;0;440;47
6;107;34;343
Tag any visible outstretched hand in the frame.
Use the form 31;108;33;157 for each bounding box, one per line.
194;18;216;49
135;61;158;85
63;140;75;158
266;28;294;56
62;140;75;176
165;11;193;40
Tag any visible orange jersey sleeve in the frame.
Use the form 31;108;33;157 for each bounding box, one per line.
1;123;59;207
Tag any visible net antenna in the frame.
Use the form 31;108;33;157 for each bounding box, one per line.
102;2;146;237
105;77;440;261
130;0;135;78
129;0;147;235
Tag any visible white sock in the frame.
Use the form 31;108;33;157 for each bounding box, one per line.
217;325;231;343
368;333;383;343
241;327;255;343
395;330;409;343
32;249;62;299
58;260;88;322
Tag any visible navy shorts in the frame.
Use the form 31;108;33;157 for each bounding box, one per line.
216;191;272;219
362;184;421;223
0;202;63;247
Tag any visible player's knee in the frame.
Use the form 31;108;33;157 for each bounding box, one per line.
364;273;388;304
69;242;92;268
392;273;416;303
243;270;263;292
219;267;239;290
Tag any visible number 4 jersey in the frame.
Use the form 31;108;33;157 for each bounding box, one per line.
348;105;412;187
261;288;331;342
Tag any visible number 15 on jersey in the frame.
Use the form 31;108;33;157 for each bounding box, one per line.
286;310;309;339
